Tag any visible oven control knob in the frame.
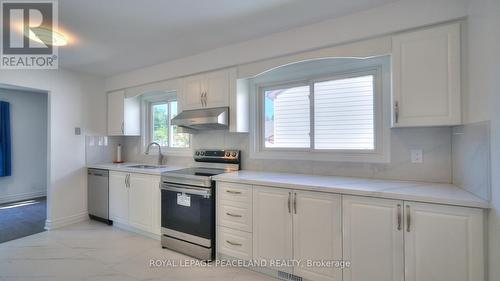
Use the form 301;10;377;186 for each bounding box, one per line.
231;152;237;157
200;151;205;156
225;152;230;157
195;151;200;156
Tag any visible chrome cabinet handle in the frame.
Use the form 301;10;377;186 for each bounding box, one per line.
126;174;130;188
121;122;124;134
203;91;207;107
397;204;402;231
394;101;399;123
200;92;203;107
226;190;242;195
226;212;242;218
226;240;242;246
287;192;291;213
406;205;411;232
293;193;297;214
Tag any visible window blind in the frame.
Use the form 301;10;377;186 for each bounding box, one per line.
313;75;375;150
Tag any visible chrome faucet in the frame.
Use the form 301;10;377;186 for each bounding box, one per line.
145;142;163;165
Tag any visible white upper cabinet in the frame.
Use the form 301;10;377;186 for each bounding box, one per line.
107;90;140;136
343;196;404;281
180;68;233;110
392;23;461;127
404;202;484;281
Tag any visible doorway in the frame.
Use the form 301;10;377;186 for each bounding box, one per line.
0;88;48;243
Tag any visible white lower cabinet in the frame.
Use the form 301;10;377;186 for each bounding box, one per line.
253;187;294;273
404;202;484;281
342;196;404;281
343;196;484;281
109;171;129;224
252;186;342;280
109;171;161;235
216;184;485;281
293;191;342;281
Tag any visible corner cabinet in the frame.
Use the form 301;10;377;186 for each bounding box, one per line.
343;196;484;281
391;23;461;127
109;171;161;235
179;68;235;110
107;90;140;136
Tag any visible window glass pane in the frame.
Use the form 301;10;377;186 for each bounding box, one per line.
314;75;375;150
152;103;168;147
170;101;190;148
264;85;310;148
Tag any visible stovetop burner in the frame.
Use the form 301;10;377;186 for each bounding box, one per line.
161;149;240;187
166;167;227;177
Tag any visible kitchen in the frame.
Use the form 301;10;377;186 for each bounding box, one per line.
0;1;499;281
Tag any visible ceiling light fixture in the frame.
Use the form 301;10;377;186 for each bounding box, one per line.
28;27;68;46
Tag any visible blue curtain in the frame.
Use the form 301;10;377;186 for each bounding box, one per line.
0;101;11;177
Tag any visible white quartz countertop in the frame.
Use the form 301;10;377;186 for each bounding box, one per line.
213;170;489;209
87;162;184;175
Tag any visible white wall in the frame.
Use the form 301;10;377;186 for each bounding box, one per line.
0;69;106;229
462;0;500;280
0;89;48;204
105;0;467;91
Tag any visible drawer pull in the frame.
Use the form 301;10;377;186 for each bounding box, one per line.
226;190;242;195
226;212;242;218
226;240;242;246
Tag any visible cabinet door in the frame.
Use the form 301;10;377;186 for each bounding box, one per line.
253;186;293;273
181;74;204;110
404;202;484;281
128;173;154;233
292;191;342;281
107;90;124;136
109;171;128;224
392;23;461;127
151;176;161;236
204;69;230;108
343;196;404;281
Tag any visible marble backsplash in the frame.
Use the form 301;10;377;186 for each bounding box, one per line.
86;127;453;183
452;121;491;201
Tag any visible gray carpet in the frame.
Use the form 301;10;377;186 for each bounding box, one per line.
0;197;46;243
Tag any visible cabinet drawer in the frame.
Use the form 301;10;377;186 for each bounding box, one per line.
218;226;252;261
217;182;252;203
218;200;252;232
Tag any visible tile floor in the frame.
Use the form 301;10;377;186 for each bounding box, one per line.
0;197;46;243
0;220;276;281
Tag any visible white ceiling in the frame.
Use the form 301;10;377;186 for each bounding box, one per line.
58;0;396;77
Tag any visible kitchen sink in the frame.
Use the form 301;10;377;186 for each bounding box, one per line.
126;164;161;169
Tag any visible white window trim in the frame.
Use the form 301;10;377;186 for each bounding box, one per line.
141;92;192;157
249;62;391;163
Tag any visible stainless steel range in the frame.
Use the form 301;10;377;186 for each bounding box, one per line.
160;149;240;260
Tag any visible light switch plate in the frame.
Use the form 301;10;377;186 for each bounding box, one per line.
410;149;423;164
75;127;81;135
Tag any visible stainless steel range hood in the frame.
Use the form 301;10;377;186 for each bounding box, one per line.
171;107;229;130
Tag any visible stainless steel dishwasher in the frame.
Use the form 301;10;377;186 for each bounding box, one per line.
87;168;112;225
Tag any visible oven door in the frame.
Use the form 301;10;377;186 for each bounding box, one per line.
161;183;214;246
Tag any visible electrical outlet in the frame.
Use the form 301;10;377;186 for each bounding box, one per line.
410;149;423;164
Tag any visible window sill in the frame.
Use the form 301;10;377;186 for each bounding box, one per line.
249;149;390;163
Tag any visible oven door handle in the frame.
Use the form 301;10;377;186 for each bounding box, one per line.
161;183;212;197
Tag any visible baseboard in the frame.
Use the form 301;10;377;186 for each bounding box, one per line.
0;190;46;205
112;221;161;241
44;211;89;230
